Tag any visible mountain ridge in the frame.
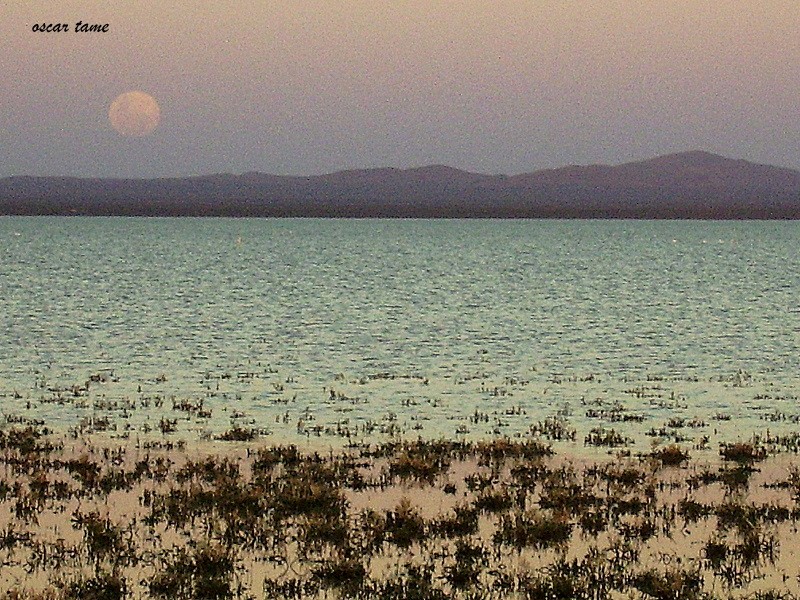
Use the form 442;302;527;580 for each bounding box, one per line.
2;150;800;218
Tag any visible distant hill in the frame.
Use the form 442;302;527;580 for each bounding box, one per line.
2;150;800;218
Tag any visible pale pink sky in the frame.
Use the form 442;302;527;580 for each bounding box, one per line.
2;0;799;177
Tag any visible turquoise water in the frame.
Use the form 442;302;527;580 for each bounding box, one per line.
1;217;799;454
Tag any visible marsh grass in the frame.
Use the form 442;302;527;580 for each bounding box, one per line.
389;450;448;483
384;497;427;548
472;487;515;513
493;510;573;550
216;427;259;442
443;539;488;590
148;543;240;600
631;566;705;600
517;548;629;600
61;571;128;600
584;427;633;448
429;503;479;538
704;529;779;589
720;442;768;464
2;429;800;599
651;445;691;467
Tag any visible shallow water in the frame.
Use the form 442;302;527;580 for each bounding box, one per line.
1;217;798;454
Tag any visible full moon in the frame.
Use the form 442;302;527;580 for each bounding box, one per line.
108;91;161;137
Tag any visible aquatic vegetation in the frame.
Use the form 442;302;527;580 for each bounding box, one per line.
538;480;602;515
149;543;241;600
476;437;553;465
2;590;62;600
472;487;515;513
464;471;497;493
704;529;779;588
678;498;714;525
0;426;57;455
578;509;607;536
1;427;800;598
62;571;128;600
384;497;427;548
71;510;136;568
429;504;479;538
158;418;177;435
517;549;627;600
9;336;800;464
216;426;260;442
591;463;646;488
719;464;760;491
389;449;448;483
494;510;573;550
442;539;488;590
261;577;320;600
584;427;633;448
631;566;705;600
298;512;349;552
651;444;691;467
528;416;577;442
720;442;768;464
365;561;449;600
310;556;367;593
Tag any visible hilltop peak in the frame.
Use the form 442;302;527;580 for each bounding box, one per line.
629;150;738;168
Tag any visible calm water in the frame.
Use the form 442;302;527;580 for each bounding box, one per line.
1;217;799;455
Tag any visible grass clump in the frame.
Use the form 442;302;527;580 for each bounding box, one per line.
216;426;258;442
631;566;705;600
443;539;488;591
584;427;632;448
494;511;573;550
62;571;128;600
518;550;625;600
149;543;239;600
651;445;690;467
429;504;479;538
385;497;426;548
311;557;367;592
389;450;448;483
472;487;515;513
720;442;767;464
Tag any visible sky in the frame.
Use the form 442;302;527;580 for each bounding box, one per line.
2;1;800;178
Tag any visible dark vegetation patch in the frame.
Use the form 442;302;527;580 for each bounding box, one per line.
1;427;800;598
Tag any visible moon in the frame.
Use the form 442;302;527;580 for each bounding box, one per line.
108;91;161;137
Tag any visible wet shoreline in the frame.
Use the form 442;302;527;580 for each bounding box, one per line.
2;428;800;599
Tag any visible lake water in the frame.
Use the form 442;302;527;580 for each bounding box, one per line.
1;217;799;456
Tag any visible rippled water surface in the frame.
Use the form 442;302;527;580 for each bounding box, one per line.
1;217;799;454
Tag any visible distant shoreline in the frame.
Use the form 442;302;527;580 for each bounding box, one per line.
3;150;800;219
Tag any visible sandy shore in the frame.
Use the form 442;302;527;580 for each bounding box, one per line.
2;428;800;599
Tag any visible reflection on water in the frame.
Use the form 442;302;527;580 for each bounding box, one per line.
1;217;798;455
